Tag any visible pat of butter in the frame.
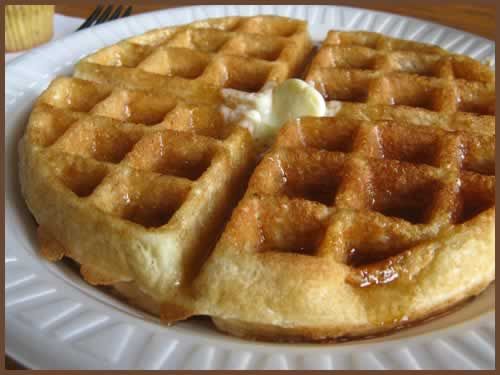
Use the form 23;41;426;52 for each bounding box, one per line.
269;78;326;128
221;79;327;148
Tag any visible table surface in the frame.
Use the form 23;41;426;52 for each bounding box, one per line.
4;1;495;371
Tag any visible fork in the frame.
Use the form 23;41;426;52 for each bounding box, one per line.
76;5;133;31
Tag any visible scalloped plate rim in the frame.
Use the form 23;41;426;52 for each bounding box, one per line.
5;4;495;370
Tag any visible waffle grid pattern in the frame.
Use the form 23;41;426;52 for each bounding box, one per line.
19;18;495;341
26;76;248;230
26;25;495;287
76;16;312;96
236;114;495;287
307;31;495;118
215;31;496;288
20;15;317;304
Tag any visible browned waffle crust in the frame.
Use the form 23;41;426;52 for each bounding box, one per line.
75;16;312;99
192;30;495;341
19;22;494;342
306;31;495;128
194;114;494;340
20;15;313;319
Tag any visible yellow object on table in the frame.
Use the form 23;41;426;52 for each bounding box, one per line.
5;5;55;52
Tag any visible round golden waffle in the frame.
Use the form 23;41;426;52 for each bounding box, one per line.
19;18;494;342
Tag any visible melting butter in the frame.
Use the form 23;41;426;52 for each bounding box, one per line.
221;79;334;149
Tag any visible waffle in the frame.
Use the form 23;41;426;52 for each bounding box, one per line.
19;15;314;318
74;15;312;100
19;75;254;314
189;31;495;341
19;20;495;342
306;31;495;130
192;114;495;340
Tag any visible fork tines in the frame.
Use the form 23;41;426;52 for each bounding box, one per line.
77;5;133;31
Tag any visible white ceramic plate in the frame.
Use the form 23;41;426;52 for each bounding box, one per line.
5;4;495;370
